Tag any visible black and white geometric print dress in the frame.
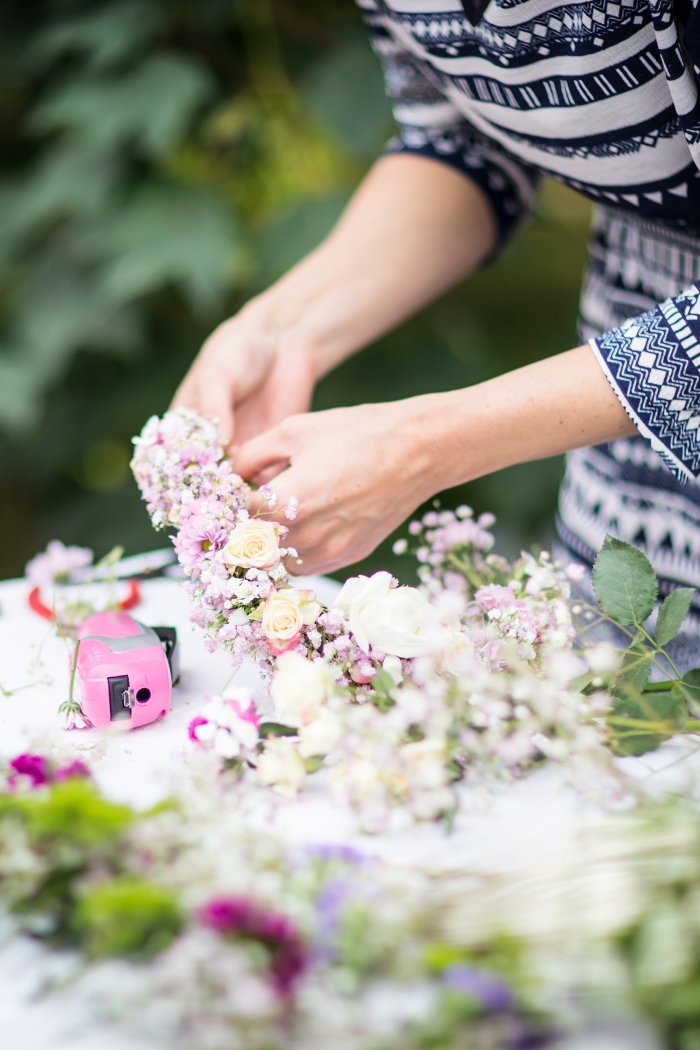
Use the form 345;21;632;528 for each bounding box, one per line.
359;0;700;669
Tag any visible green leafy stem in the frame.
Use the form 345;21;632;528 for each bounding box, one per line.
583;535;700;756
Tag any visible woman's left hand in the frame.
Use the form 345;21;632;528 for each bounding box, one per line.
233;397;448;575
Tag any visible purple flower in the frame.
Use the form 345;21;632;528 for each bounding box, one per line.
310;844;366;864
443;964;514;1013
199;895;307;996
8;753;49;788
53;760;90;781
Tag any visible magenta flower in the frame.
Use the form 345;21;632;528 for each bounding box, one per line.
53;759;91;781
188;715;209;741
199;895;307;996
8;753;49;788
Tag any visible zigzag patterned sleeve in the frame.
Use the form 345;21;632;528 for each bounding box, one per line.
590;285;700;481
358;0;539;248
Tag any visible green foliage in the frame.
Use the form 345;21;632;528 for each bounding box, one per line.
0;778;135;940
616;806;700;1049
588;536;700;756
657;589;695;647
592;535;658;627
74;876;182;957
6;776;133;847
610;689;687;757
0;0;588;578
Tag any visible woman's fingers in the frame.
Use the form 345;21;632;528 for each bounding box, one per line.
197;365;236;446
171;363;235;445
234;421;298;481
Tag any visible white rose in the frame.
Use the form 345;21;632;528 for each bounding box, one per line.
441;631;475;676
270;652;333;727
256;737;306;797
298;709;342;758
222;519;281;570
334;571;448;658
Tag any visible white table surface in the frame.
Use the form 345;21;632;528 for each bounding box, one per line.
0;571;687;1049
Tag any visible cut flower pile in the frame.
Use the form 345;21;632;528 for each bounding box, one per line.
5;408;700;1049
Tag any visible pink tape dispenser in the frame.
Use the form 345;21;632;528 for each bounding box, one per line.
76;611;179;730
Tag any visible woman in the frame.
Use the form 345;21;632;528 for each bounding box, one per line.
174;0;700;666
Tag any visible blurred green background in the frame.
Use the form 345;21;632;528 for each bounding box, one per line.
0;0;591;584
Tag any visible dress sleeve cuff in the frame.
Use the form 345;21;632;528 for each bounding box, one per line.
589;283;700;482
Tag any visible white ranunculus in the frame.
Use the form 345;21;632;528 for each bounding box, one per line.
334;571;448;658
256;737;306;797
222;519;281;570
270;651;334;727
298;708;342;758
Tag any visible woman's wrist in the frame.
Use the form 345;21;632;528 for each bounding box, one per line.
235;276;355;383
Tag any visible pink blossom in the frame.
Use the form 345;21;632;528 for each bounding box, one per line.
474;584;521;613
26;540;93;588
284;497;298;521
226;696;260;729
175;513;228;569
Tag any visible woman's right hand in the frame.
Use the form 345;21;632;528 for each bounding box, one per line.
171;311;317;449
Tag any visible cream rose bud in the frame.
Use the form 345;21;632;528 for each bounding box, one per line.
334;571;448;658
270;651;333;727
222;519;283;570
256;737;306;798
262;588;321;654
298;708;342;758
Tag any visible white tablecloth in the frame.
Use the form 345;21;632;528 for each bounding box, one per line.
0;571;686;1049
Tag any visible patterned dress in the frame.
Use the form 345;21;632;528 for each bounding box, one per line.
359;0;700;667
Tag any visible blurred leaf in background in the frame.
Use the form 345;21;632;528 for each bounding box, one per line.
0;0;590;583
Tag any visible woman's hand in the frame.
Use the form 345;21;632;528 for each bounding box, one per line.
234;346;638;576
171;313;316;448
171;155;497;448
234;397;447;576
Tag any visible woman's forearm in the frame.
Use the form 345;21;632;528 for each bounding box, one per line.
239;152;498;379
233;344;638;575
415;344;638;492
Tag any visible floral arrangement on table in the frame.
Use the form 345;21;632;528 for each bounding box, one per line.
6;405;700;1049
5;745;700;1049
0;753;554;1050
129;409;700;830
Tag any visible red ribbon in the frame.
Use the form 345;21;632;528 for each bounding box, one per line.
28;579;140;621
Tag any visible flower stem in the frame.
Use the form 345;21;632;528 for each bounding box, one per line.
68;638;80;708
